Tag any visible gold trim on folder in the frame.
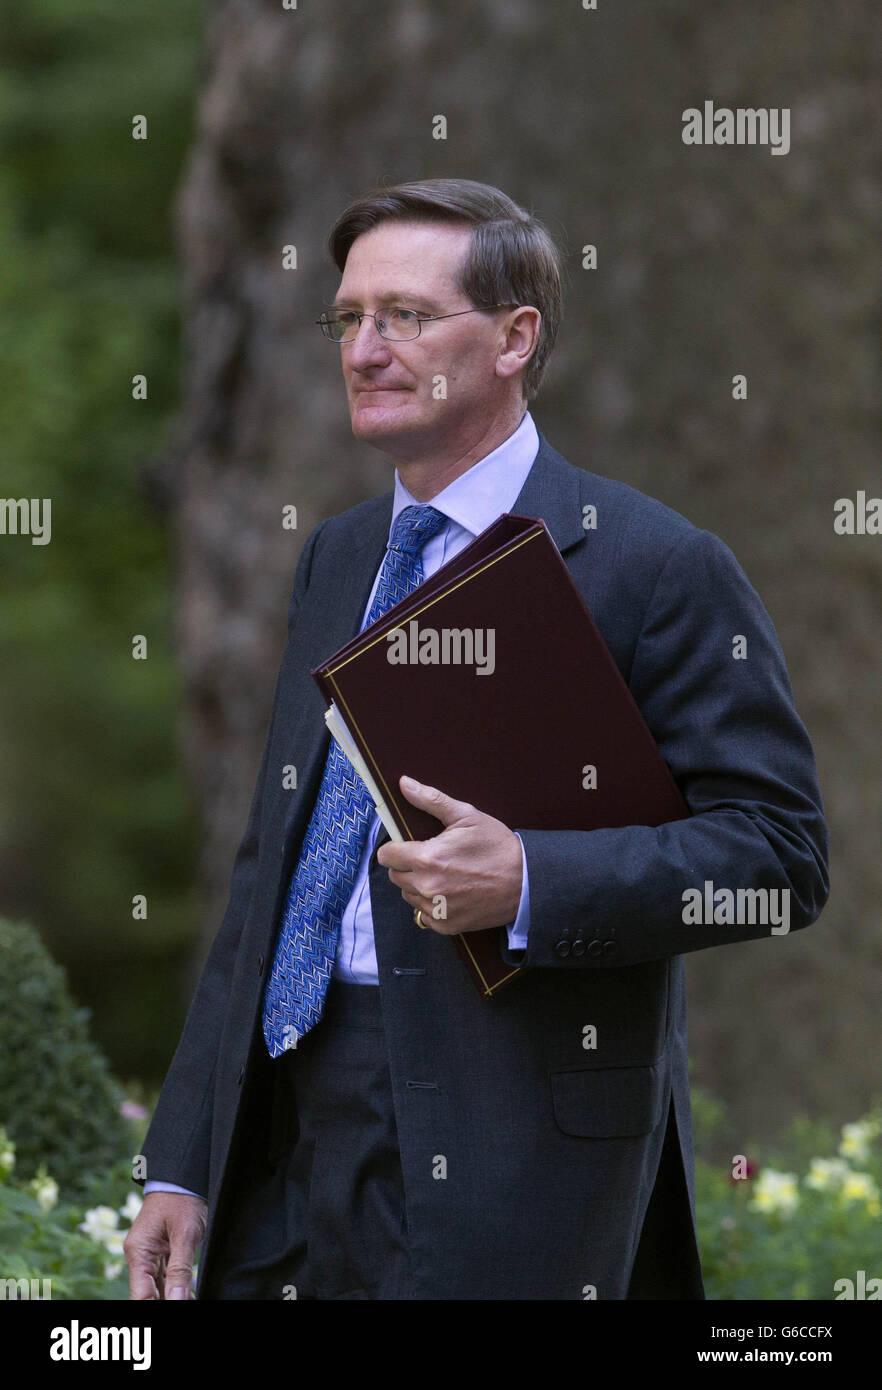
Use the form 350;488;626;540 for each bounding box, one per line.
456;929;523;995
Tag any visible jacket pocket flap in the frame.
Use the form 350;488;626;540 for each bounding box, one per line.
550;1064;663;1138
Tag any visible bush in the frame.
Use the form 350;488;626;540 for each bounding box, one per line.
0;1106;195;1300
694;1086;882;1299
0;917;131;1198
0;1131;133;1299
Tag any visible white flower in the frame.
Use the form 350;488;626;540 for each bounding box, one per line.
104;1261;124;1281
119;1192;143;1224
78;1205;120;1242
839;1120;880;1164
104;1232;125;1257
839;1171;880;1208
29;1173;59;1213
0;1127;15;1180
749;1168;799;1215
804;1157;852;1191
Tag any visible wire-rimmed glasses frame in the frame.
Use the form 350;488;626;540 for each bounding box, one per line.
315;303;516;343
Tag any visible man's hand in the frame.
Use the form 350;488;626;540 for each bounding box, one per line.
376;775;523;933
124;1192;207;1300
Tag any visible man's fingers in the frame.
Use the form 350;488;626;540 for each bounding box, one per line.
124;1193;205;1302
164;1205;206;1300
127;1259;161;1302
124;1215;160;1301
164;1266;195;1299
398;775;474;826
164;1232;200;1300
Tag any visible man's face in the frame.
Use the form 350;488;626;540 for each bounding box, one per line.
332;220;513;459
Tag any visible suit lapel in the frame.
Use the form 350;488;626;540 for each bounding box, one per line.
302;499;393;673
510;431;587;557
278;496;393;857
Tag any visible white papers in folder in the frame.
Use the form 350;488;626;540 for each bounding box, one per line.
324;702;404;843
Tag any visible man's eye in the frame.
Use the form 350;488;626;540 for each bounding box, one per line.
390;308;419;322
336;312;358;325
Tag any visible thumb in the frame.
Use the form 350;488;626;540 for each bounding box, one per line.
399;775;472;827
164;1228;199;1301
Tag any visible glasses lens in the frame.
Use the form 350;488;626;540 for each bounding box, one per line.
320;310;423;341
318;314;351;341
377;309;421;341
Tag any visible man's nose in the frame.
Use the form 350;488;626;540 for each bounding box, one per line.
345;315;394;370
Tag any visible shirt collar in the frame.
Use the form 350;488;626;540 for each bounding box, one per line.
390;410;539;540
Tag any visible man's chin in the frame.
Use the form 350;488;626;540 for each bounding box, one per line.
349;395;419;444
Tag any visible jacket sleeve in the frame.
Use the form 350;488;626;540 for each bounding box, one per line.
506;525;829;970
135;522;326;1191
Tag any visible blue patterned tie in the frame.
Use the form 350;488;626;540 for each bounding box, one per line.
262;504;448;1057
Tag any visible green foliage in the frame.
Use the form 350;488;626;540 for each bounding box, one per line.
0;917;131;1198
0;1004;161;1300
0;1135;137;1300
0;1096;183;1301
0;1181;132;1301
693;1085;882;1299
689;1080;728;1154
0;0;202;1078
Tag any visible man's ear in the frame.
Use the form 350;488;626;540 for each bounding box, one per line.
496;306;541;385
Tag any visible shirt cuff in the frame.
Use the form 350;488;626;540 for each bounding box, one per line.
143;1180;206;1200
505;833;530;952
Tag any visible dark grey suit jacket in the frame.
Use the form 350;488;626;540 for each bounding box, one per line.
138;433;829;1299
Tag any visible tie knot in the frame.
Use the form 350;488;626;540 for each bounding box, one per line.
388;505;448;556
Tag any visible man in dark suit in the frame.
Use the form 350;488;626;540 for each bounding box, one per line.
124;178;828;1301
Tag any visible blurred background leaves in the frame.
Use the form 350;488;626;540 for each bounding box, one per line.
0;0;201;1079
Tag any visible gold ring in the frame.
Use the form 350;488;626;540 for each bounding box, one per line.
414;908;426;929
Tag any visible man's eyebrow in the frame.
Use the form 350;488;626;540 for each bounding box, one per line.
330;291;442;311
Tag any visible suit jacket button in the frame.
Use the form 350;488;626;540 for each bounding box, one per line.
587;939;603;957
237;1066;245;1085
555;939;571;958
257;954;265;976
571;939;586;957
602;940;618;956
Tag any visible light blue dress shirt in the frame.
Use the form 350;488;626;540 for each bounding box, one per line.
145;409;538;1199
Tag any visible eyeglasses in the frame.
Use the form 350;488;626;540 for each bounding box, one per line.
316;304;515;343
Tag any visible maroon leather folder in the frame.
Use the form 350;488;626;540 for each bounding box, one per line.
312;514;690;997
